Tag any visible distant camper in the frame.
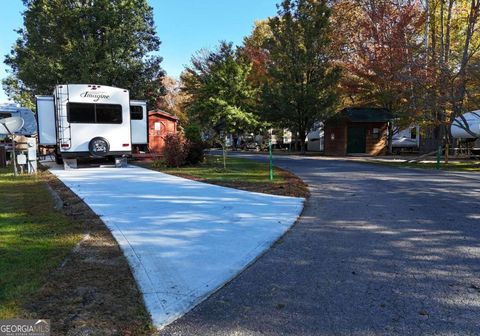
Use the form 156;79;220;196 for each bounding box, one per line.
0;103;37;136
36;84;147;164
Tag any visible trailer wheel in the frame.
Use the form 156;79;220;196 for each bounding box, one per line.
55;152;63;164
88;137;110;157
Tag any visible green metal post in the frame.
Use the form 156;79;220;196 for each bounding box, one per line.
269;139;273;181
436;145;441;170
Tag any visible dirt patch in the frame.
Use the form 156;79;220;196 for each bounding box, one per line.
22;172;154;336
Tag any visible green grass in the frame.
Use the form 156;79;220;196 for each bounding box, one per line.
158;155;287;183
368;160;480;172
0;168;83;319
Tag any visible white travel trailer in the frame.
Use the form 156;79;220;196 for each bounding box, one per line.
451;111;480;139
306;122;324;152
36;84;147;163
306;129;324;152
451;111;480;153
0;103;37;137
392;126;420;152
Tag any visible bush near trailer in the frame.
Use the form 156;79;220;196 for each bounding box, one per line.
184;123;206;165
185;141;206;165
162;130;205;167
164;133;189;167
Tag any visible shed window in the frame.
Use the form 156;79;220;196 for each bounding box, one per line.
154;122;161;136
130;105;143;120
68;103;122;124
372;128;380;139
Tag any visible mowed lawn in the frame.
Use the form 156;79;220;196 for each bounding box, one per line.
147;155;310;198
0;168;83;318
161;155;282;182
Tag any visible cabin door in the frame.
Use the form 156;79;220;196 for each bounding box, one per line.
347;127;366;153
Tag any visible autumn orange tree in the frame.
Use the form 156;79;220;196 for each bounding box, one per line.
332;0;480;152
241;20;272;88
332;0;428;128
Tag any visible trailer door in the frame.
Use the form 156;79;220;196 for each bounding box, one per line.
36;96;56;145
130;101;147;145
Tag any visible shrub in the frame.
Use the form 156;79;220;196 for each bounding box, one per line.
185;141;205;165
164;133;188;167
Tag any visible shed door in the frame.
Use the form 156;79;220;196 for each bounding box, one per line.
347;127;366;153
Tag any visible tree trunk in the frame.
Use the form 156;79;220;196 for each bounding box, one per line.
387;122;393;155
222;145;227;170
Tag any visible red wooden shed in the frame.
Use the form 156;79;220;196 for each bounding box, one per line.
148;110;179;154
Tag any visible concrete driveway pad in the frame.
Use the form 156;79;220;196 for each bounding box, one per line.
48;164;303;328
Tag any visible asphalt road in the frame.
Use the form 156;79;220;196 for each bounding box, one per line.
159;154;480;336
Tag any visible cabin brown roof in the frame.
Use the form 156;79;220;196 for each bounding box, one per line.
148;110;179;121
330;108;393;123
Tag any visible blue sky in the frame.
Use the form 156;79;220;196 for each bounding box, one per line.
0;0;279;101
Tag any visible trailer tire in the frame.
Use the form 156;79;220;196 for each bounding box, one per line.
88;137;110;157
55;152;63;164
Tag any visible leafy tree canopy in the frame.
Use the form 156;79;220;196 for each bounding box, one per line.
182;41;259;135
262;0;341;151
4;0;164;108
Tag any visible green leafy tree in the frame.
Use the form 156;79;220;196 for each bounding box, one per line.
182;42;259;168
4;0;164;108
263;0;340;153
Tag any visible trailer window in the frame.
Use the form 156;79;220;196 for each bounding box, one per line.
67;103;122;124
96;104;122;124
130;106;143;120
0;113;12;119
68;103;95;123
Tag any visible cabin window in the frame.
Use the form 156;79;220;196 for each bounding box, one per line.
67;103;122;124
96;104;122;124
130;106;143;120
0;113;12;119
372;128;380;139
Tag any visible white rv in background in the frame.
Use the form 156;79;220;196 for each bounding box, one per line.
36;84;147;164
451;111;480;139
392;126;420;152
451;111;480;153
0;103;37;136
306;122;324;152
